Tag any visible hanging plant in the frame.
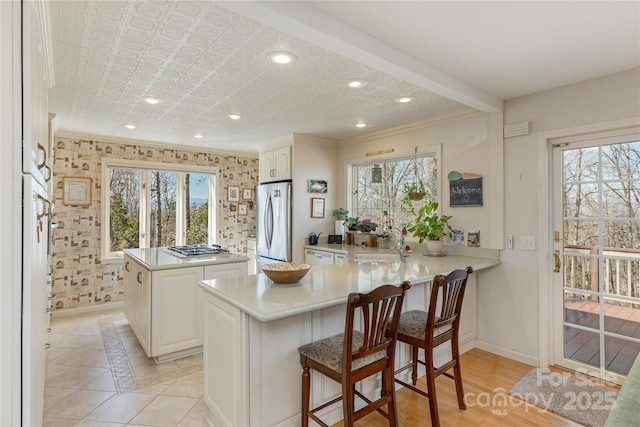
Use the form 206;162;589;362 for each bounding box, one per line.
401;147;427;213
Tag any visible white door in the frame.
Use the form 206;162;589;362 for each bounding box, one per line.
552;131;640;383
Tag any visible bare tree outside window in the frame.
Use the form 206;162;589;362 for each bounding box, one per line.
354;155;437;232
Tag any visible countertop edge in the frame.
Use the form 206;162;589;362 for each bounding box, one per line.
199;256;501;322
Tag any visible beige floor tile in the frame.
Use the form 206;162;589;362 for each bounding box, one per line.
48;348;110;368
129;395;198;427
42;417;82;427
130;379;173;395
83;371;117;392
44;387;77;412
44;389;115;420
161;372;203;398
46;366;110;389
85;392;156;424
177;398;209;427
74;420;125;427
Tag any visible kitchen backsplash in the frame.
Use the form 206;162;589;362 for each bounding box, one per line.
50;136;258;311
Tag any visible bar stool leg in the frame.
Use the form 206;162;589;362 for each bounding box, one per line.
411;345;419;386
301;363;310;427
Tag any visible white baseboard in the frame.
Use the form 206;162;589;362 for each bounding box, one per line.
475;339;540;367
51;301;124;318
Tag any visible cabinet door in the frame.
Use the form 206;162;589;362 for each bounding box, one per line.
334;253;347;264
123;256;135;324
22;1;50;187
246;240;257;275
259;151;275;183
304;249;334;266
132;262;151;356
204;262;248;280
151;267;204;357
272;146;291;181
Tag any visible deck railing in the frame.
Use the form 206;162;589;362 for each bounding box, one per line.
563;245;640;307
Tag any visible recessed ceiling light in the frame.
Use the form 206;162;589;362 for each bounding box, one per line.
356;122;367;128
267;51;297;65
394;96;415;103
347;80;368;89
124;124;136;129
144;97;160;105
228;114;241;120
194;134;203;139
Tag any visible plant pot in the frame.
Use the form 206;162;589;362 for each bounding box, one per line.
409;192;425;201
426;239;444;255
334;220;345;236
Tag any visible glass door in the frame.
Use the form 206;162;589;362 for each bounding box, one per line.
552;133;640;383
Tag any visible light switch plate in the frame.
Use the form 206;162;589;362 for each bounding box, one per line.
520;236;536;251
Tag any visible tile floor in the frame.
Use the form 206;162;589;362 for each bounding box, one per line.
44;307;208;427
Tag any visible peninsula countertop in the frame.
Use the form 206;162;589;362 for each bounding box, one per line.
123;247;249;271
199;253;500;322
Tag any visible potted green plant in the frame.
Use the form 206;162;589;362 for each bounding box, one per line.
401;179;427;213
332;208;349;220
332;208;349;236
406;200;453;255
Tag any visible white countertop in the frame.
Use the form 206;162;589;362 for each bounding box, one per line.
199;254;500;322
123;247;249;271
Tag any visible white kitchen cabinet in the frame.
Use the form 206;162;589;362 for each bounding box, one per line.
123;255;248;363
246;238;257;275
259;145;291;183
304;248;344;266
22;0;51;189
152;267;204;360
124;256;151;356
334;253;347;264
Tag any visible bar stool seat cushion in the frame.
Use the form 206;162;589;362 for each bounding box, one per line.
299;331;386;373
397;311;452;340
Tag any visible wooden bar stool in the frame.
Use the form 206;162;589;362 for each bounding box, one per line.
394;267;473;427
298;281;411;427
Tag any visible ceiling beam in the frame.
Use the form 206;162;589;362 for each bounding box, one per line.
218;1;503;113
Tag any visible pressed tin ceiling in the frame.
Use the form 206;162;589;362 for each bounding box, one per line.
49;1;640;154
49;1;471;153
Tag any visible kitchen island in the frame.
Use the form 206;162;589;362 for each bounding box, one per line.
123;247;248;363
198;250;499;427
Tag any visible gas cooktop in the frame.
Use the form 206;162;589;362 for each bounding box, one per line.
165;244;230;258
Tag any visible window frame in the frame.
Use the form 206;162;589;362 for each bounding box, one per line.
101;158;219;261
347;144;442;241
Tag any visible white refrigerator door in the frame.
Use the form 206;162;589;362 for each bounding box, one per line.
22;176;49;427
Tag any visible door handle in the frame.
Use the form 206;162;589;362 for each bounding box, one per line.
137;272;143;284
554;250;561;273
125;261;130;272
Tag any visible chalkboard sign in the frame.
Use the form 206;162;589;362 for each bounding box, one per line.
449;177;483;206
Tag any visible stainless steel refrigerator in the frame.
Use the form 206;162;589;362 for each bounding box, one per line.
257;180;292;263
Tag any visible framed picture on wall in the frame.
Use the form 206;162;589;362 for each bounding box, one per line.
242;188;252;200
62;176;92;206
311;197;325;218
228;186;240;201
239;204;248;215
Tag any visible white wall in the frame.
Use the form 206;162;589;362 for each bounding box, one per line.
291;134;339;262
476;68;640;366
337;111;504;248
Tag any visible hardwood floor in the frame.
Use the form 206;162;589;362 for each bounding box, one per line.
46;307;618;426
332;348;611;427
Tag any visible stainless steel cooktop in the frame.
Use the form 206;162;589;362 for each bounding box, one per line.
165;244;230;258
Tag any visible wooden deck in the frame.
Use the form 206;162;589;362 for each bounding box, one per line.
564;299;640;375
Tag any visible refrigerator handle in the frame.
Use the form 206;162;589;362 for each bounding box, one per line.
265;194;273;249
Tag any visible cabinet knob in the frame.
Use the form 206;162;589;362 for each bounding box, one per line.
44;343;50;350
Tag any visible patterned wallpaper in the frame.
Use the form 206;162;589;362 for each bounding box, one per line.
50;136;258;311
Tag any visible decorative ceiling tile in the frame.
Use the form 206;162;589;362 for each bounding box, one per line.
50;0;470;152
